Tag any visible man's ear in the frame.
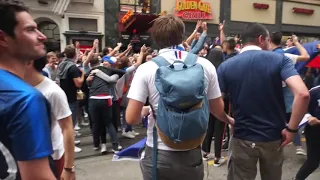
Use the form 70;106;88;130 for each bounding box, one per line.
26;60;34;68
0;30;10;48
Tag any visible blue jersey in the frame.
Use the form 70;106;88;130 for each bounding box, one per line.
218;50;298;142
0;69;53;180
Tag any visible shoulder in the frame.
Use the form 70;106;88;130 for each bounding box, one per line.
137;61;158;73
197;57;217;70
196;57;218;79
39;78;67;98
69;64;80;71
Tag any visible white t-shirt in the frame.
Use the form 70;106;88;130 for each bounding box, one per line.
127;48;222;151
36;77;72;160
282;53;299;87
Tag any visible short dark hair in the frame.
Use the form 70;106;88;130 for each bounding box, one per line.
90;54;100;66
34;56;47;72
271;31;282;45
57;52;65;59
102;46;112;56
241;23;269;45
64;45;76;59
151;14;185;48
223;39;236;50
0;1;28;37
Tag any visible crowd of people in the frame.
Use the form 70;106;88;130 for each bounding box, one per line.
1;1;320;180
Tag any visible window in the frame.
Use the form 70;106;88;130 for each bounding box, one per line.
69;18;98;32
120;0;150;13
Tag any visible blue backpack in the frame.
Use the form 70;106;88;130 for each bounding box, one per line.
151;52;209;179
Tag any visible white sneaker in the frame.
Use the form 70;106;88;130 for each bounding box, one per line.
100;144;107;154
84;112;88;118
81;122;89;126
131;130;140;136
74;131;82;137
122;131;135;139
74;146;82;153
74;140;80;145
93;147;100;151
296;148;307;156
203;153;215;161
74;124;81;131
214;157;227;167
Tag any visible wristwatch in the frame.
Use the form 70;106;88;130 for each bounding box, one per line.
64;166;75;173
285;126;298;133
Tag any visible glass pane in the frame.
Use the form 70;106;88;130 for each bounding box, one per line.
120;0;135;5
120;5;135;12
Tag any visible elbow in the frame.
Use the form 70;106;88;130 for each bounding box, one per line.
297;90;310;102
126;116;136;126
300;54;310;61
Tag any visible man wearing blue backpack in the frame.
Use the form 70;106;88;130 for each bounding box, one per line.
126;14;234;180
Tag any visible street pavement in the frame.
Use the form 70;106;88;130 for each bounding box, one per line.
74;125;320;180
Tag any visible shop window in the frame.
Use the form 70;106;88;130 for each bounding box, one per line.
69;18;98;32
38;21;61;52
120;0;150;13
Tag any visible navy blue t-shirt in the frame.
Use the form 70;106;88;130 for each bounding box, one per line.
305;86;320;135
0;69;53;180
217;50;299;142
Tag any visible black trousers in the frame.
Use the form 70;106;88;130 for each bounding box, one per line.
89;99;112;147
112;100;121;132
202;114;227;158
295;125;320;180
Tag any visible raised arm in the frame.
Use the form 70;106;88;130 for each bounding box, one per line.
219;20;226;43
185;20;202;45
116;44;132;60
292;35;310;62
190;22;208;54
107;43;122;57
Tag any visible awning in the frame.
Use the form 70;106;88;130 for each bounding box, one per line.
53;0;70;16
119;13;159;33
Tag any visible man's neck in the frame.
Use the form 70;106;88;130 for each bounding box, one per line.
0;55;27;79
270;44;281;51
226;49;235;55
24;70;45;87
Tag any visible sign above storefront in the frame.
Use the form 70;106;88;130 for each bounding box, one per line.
175;0;213;20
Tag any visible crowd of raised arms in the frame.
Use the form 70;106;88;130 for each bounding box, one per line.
1;1;320;180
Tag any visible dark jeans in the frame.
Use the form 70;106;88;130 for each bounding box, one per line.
202;114;227;158
112;100;121;132
69;101;78;128
89;99;119;147
295;125;320;180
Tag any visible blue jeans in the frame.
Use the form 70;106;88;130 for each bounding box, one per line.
121;108;132;132
69;101;78;128
293;130;302;146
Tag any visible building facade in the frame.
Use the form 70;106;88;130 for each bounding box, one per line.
26;0;105;52
223;0;320;41
105;0;320;48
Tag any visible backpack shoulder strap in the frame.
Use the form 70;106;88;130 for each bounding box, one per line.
184;52;198;66
152;56;171;67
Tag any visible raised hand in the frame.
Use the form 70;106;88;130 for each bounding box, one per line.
218;20;225;31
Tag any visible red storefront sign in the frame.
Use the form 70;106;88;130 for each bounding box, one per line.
175;0;213;20
253;3;269;10
292;7;314;15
